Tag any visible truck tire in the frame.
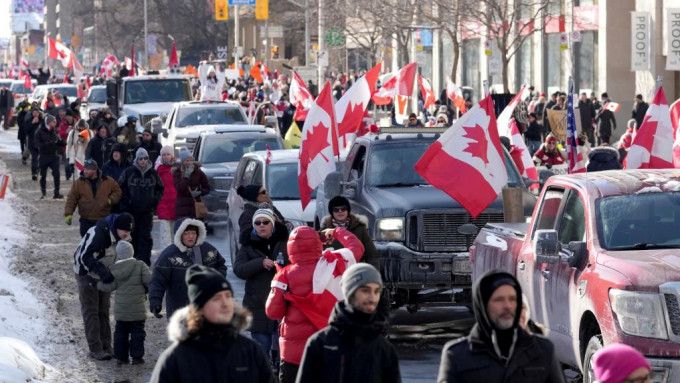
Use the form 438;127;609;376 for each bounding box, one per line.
582;335;603;383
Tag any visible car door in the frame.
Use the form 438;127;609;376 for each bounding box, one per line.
518;187;566;326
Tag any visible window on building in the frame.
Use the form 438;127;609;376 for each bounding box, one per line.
576;31;597;92
544;33;562;92
462;39;480;97
515;37;532;89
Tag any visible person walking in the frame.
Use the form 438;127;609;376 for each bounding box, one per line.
436;270;564;383
113;116;139;163
155;145;177;249
148;218;227;320
236;184;285;234
102;143;130;186
173;147;210;220
136;125;162;165
265;226;364;383
86;123;116;173
95;241;151;365
26;107;43;181
34;113;65;199
64;159;122;236
117;148;164;266
58;110;76;181
150;264;273;383
631;94;649;132
234;209;289;364
15;97;31;161
73;213;134;361
0;83;14;129
593;343;651;383
578;93;596;145
66;119;90;175
532;135;565;167
595;93;617;146
296;263;401;383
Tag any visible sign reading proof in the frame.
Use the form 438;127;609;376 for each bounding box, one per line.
631;12;651;71
667;9;680;70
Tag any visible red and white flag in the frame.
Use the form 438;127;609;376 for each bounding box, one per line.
604;101;620;113
497;85;525;138
298;81;338;210
168;40;179;69
100;55;119;77
510;120;539;184
372;74;397;105
290;70;314;121
415;95;507;218
669;99;680;167
397;62;417;96
625;86;675;169
335;62;381;149
48;37;72;68
371;62;417;105
419;75;436;109
20;58;29;71
22;70;32;90
446;77;467;114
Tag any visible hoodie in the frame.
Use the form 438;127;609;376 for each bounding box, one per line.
117;150;164;213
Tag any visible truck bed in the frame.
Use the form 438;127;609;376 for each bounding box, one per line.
470;222;529;280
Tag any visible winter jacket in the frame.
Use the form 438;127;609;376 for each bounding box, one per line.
113;125;139;162
66;128;89;166
532;146;565;166
172;164;210;219
436;271;564;383
86;135;116;170
524;121;542;141
73;214;122;280
578;100;595;132
632;101;649;130
198;64;227;102
58;119;73;142
34;125;62;157
297;302;401;383
97;258;151;322
156;163;177;220
137;139;163;165
118;162;164;213
595;108;617;137
64;171;122;221
15;101;30;140
150;306;273;383
321;214;380;270
238;201;285;234
148;218;227;318
233;221;289;334
586;146;621;172
102;143;130;184
0;89;13;109
265;227;364;365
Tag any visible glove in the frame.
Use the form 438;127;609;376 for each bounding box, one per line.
183;164;195;179
65;215;72;225
99;268;115;284
190;189;202;198
150;304;163;319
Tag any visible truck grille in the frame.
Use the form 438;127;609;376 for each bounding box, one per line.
660;282;680;342
212;177;232;192
140;114;160;128
407;209;504;252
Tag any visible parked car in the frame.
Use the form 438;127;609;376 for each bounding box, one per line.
84;85;106;116
30;84;78;104
192;126;284;229
10;79;36;101
154;101;249;152
321;127;536;311
470;169;680;382
226;149;316;264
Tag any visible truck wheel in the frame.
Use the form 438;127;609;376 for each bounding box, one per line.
582;335;603;383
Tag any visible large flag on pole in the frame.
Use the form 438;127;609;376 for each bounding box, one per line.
566;78;586;173
419;75;436;109
48;37;72;68
335;62;381;149
446;77;467;114
496;85;525;138
371;62;417;105
625;84;674;169
168;40;179;69
289;70;314;121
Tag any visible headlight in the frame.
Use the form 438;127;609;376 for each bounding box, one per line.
375;218;404;241
609;289;668;339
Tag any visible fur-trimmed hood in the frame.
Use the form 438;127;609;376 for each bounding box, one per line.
588;145;620;161
167;305;252;343
320;213;369;230
173;218;207;252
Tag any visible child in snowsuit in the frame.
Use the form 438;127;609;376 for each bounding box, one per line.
97;241;152;365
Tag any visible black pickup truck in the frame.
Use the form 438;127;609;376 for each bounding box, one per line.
322;128;536;311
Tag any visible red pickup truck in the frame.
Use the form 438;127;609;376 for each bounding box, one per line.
470;169;680;382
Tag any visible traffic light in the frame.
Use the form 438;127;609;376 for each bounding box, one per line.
255;0;268;20
271;45;279;59
215;0;228;21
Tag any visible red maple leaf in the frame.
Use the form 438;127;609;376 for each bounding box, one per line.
337;102;364;138
632;114;658;152
462;124;489;165
301;122;331;163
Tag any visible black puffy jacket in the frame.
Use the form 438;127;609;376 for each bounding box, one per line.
586;146;621;172
233;222;289;334
86;135;116;170
297;301;401;383
117;162;164;213
34;125;61;156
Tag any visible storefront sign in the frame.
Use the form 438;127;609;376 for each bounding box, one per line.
667;9;680;70
631;12;651;71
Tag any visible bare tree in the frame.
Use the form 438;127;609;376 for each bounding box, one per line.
419;0;462;81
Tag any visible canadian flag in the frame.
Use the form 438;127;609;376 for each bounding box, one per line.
22;70;32;90
625;86;675;169
496;85;538;183
566;79;586;173
290;70;314;121
419;75;436;109
20;58;29;70
335;62;381;149
446;77;467;114
298;81;338;210
371;62;417;105
168;40;179;69
604;101;620;113
497;85;525;138
415;95;508;218
100;55;119;77
48;37;72;68
372;74;397;105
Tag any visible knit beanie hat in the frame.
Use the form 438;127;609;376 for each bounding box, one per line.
237;184;262;202
116;241;134;261
135;148;149;161
252;209;275;226
83;159;99;171
341;263;383;301
160;145;174;157
593;344;651;383
328;196;351;215
185;264;232;310
113;213;134;232
44;114;56;126
179;147;193;164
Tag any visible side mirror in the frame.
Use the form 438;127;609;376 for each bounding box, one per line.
341;179;358;199
534;229;560;264
567;241;588;270
323;171;343;200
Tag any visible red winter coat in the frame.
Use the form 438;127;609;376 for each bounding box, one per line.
265;226;364;365
156;163;177;220
58;119;73;141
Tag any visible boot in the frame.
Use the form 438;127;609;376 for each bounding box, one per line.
89;350;112;361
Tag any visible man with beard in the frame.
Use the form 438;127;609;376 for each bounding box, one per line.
437;270;564;383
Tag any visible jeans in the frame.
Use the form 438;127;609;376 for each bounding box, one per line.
79;218;98;237
76;274;112;353
130;211;153;266
251;328;279;356
39;155;60;196
114;320;146;361
279;360;299;383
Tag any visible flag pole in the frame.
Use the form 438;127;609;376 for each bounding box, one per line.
655;75;663;95
483;80;489;97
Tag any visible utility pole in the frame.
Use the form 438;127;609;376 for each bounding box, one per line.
265;18;269;68
284;0;310;66
318;0;325;87
235;5;240;68
144;0;148;69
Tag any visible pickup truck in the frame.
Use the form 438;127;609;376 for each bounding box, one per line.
470;169;680;382
322;128;537;312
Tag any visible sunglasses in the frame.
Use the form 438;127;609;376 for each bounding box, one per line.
254;220;271;226
333;206;348;213
259;190;268;195
139;156;149;160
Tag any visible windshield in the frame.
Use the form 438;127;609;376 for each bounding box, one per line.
176;106;247;127
10;83;30;94
124;79;191;104
202;138;282;164
88;88;106;103
266;162;317;200
0;81;12;88
597;192;680;250
50;86;77;98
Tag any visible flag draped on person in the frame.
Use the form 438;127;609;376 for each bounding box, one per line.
289;70;314;121
625;85;675;169
335;62;381;149
298;82;338;210
446;77;467;114
566;78;586;173
415;95;507;218
419;75;436;109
